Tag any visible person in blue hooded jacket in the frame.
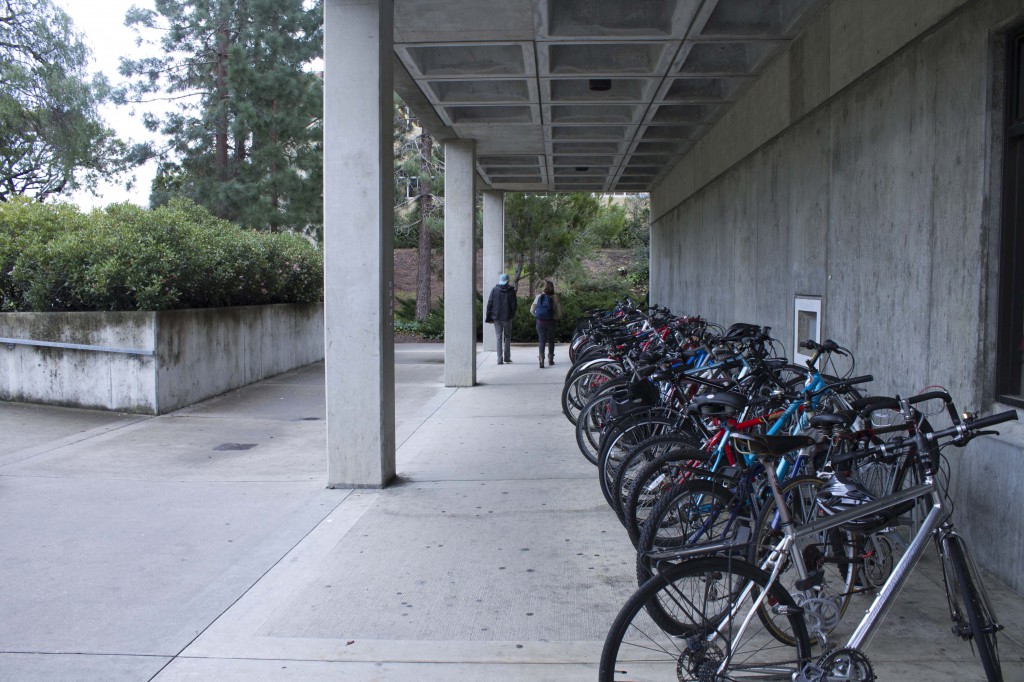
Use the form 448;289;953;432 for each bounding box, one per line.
485;273;518;364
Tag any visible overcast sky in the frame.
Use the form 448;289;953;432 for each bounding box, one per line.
53;0;159;209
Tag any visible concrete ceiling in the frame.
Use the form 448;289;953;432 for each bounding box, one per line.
393;0;826;193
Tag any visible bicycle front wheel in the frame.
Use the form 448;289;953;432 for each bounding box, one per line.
600;557;811;681
947;538;1002;681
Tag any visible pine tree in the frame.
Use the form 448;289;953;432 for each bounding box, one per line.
393;97;443;320
505;193;602;297
118;0;323;233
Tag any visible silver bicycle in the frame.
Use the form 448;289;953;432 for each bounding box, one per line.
599;394;1016;681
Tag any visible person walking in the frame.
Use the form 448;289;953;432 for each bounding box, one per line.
485;273;518;364
530;280;562;368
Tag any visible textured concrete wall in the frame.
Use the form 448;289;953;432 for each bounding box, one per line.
155;304;324;413
0;305;323;415
649;0;1024;590
0;311;157;412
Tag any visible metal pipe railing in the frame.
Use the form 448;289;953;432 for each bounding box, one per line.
0;337;155;356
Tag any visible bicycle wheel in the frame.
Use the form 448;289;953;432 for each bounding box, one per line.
560;364;618;425
946;537;1002;681
598;411;680;513
635;479;735;586
749;475;856;646
600;557;811;682
613;434;702;536
624;451;702;547
575;378;629;465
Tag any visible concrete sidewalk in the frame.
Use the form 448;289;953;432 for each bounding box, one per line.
0;343;1021;681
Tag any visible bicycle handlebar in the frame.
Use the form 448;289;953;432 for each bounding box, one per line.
831;409;1019;467
806;374;874;399
925;409;1018;443
800;338;845;355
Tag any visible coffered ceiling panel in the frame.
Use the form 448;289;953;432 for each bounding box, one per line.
393;0;827;193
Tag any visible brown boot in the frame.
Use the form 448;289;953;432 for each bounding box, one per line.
539;355;545;368
548;353;555;365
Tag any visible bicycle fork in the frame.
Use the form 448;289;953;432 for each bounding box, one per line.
936;525;1003;641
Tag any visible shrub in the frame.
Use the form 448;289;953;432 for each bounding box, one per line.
511;284;634;342
0;198;323;312
393;294;483;341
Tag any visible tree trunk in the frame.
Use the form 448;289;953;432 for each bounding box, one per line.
269;98;279;232
512;255;524;291
214;20;230;219
414;133;433;322
215;23;229;182
528;253;536;298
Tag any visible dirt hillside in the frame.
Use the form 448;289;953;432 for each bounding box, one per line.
393;248;634;300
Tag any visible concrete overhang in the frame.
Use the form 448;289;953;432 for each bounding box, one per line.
393;0;827;193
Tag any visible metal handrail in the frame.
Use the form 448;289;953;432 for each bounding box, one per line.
0;337;155;356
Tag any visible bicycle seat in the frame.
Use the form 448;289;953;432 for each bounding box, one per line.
809;412;855;429
852;396;901;418
687;392;746;418
730;432;815;458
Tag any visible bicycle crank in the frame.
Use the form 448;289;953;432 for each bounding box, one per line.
795;647;876;682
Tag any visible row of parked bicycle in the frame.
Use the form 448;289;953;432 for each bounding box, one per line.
560;301;1016;681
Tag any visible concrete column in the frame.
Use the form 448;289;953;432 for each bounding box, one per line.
481;191;504;352
444;140;477;387
323;0;395;488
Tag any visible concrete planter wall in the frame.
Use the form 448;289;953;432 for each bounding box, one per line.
0;304;323;414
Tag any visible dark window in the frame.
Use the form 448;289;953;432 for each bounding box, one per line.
998;26;1024;407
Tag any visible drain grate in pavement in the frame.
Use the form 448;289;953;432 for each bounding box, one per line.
213;443;258;451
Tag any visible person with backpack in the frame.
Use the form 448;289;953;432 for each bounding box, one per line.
530;280;562;368
485;273;518;364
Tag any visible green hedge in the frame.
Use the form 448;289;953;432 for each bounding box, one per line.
0;199;323;312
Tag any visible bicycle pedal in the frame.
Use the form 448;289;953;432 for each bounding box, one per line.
795;569;825;591
771;604;804;616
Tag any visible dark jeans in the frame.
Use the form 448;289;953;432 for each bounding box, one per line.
536;319;556;358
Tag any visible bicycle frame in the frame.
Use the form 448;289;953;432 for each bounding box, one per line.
693;460;943;676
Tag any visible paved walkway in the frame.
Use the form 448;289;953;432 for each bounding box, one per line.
0;343;1021;681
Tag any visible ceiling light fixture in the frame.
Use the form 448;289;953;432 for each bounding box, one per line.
588;79;612;92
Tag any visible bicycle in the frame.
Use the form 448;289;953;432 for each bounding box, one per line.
599;398;1017;681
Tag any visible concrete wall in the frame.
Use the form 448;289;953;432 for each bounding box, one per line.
156;304;324;413
649;0;1024;591
0;311;157;413
0;304;324;415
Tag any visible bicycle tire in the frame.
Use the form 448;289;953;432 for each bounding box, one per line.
749;474;856;646
599;557;812;682
613;434;702;536
560;364;618;426
574;377;630;465
635;478;735;587
623;447;704;547
597;411;680;513
947;538;1003;681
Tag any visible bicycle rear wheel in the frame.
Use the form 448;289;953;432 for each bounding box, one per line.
749;475;856;646
600;557;811;681
560;363;618;425
635;479;735;586
946;537;1002;681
